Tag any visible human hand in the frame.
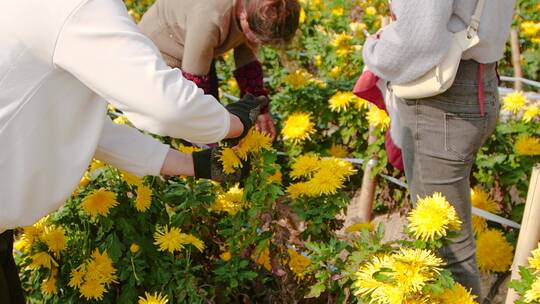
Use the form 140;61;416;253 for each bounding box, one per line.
255;113;276;140
192;147;250;183
224;94;268;145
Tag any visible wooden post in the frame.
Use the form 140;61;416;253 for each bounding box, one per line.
506;165;540;304
510;28;523;91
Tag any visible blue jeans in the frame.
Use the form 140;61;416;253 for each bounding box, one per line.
396;60;500;299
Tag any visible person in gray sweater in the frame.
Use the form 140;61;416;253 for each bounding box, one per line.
362;0;515;299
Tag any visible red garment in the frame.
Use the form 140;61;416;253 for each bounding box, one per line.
353;70;404;171
182;71;213;95
234;60;269;114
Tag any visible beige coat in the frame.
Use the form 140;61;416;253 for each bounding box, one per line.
139;0;257;76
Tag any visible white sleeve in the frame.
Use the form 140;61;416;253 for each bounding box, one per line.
95;115;170;176
53;0;230;143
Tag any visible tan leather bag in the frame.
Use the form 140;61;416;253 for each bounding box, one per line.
391;0;485;99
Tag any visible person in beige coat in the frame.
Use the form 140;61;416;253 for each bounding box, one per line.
138;0;301;139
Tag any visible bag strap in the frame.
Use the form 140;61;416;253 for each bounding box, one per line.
467;0;486;37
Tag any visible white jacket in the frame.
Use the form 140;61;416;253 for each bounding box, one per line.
0;0;232;232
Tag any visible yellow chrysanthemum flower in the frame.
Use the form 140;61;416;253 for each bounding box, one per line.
41;226;67;257
122;170;143;187
329;91;355;112
290;154;320;179
470;186;499;234
227;78;239;94
521;21;540;37
331;33;353;57
331;6;344;16
353;255;405;304
236;129;272;160
113;115;129;125
80;188;119;218
89;159;105;173
349;22;367;33
434;283;477;304
184;234;205;252
314;55;323;67
69;267;86;289
254;247;272;271
529;244;540;273
154;226;187;253
367;106;390;130
138;292;169;304
86;249;118;286
523;105;539;123
286;182;313;199
29;251;56;269
329;66;341;78
135;185;152;212
525;278;540;303
308;165;348;196
177;144;202;154
354;96;369;110
476;229;513;273
515;136;540;156
365;6;377;16
287;248;311;279
130;243;140;254
329;144;348;158
79;278;106;301
267;170;283;184
220;251;232;261
282;112;316;143
213;184;245;215
345;222;374;233
407;192;462;242
41;275;58;296
219;147;243;174
502;91;528;114
285;70;311;89
299;8;306;24
392;248;444;293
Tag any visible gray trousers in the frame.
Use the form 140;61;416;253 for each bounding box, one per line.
396;60;500;299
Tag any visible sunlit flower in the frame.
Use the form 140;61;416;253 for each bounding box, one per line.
220;251;232;262
367;106;390;130
502;91;527;114
299;8;306;24
331;6;344;16
290;154;320;179
69;267;86;289
365;6;377;16
213;184;245;215
86;249;118;286
286;182;313;199
282;112;315;143
521;21;540;38
433;283;477;304
353;255;405;304
470;186;499;234
41;275;58;296
184;234;205;252
515;136;540;156
525;278;540;303
130;243;140;254
138;292;169;304
254;247;272;271
79;278;106;301
285;70;311;89
345;222;374;233
329;91;354;112
154;226;186;253
329;144;348;158
267;170;283;184
331;33;353;57
177;144;202;154
476;229;513;273
329;66;341;78
219;148;243;174
122;170;143;187
288;248;311;279
407;192;462;242
392;248;444;293
354;97;369;110
135;185;152;212
80;188;119;218
349;22;367;33
529;244;540;273
29;251;56;269
41;226;67;257
113;115;129;125
523;105;539;122
236;129;273;160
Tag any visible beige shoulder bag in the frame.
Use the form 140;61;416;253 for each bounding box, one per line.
391;0;485;99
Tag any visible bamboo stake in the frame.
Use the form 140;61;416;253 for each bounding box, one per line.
505;165;540;304
510;28;523;91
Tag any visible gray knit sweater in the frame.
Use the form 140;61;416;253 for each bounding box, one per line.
362;0;516;84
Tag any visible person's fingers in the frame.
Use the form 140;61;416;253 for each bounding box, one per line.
268;118;277;141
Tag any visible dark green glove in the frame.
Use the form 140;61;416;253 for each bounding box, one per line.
225;94;268;146
192;148;250;183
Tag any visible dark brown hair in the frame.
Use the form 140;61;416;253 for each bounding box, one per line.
244;0;301;45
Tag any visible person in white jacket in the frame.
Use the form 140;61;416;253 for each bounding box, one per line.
0;0;266;301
